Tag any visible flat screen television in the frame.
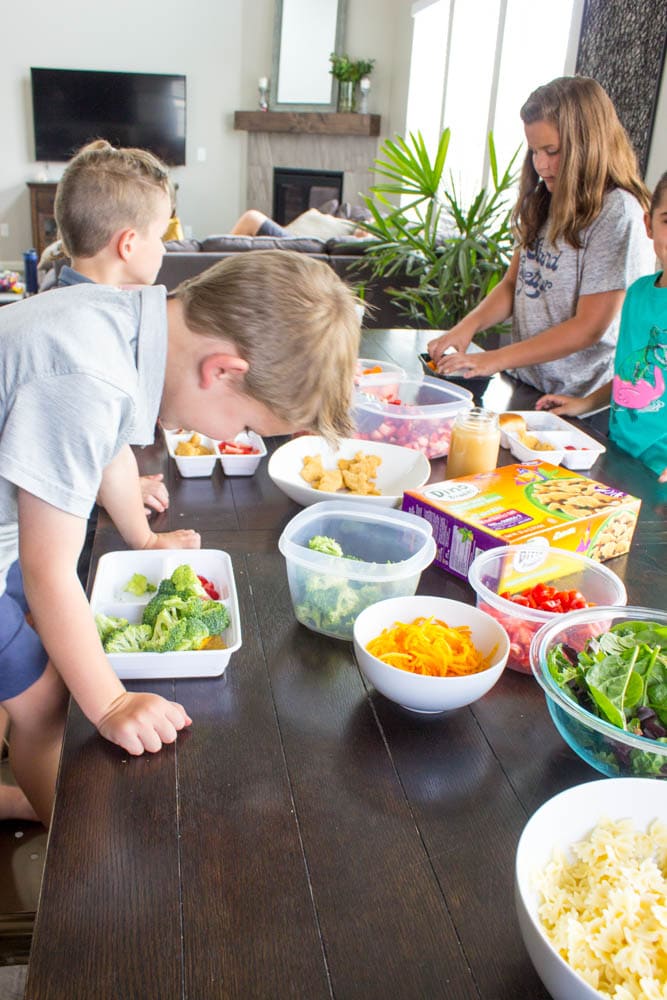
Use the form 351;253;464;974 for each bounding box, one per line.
30;67;187;165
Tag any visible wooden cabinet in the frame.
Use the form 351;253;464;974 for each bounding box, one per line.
27;182;58;258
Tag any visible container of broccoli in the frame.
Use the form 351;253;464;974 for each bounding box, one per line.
89;550;242;679
278;501;436;640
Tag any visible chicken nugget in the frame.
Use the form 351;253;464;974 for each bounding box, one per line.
300;455;325;484
317;469;344;492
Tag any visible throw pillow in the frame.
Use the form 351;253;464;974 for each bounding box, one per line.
285;208;357;239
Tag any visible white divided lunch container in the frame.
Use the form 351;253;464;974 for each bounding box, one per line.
499;412;606;470
164;429;218;477
89;549;242;679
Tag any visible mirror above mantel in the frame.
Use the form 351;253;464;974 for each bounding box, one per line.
270;0;347;112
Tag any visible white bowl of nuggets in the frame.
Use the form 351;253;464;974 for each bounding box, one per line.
515;777;667;1000
267;436;431;508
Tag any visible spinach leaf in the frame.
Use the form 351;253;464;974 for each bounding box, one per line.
546;644;579;690
646;656;667;725
584;646;641;730
611;621;667;649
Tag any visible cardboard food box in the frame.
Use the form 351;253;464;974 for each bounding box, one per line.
401;461;641;580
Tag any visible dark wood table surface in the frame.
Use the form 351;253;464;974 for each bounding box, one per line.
25;329;667;1000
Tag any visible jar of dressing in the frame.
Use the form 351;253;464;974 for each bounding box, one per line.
445;407;500;479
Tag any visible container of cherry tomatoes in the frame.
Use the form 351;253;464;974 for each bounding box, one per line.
468;544;627;674
353;376;473;458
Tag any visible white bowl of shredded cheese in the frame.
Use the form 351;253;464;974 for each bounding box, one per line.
515;778;667;1000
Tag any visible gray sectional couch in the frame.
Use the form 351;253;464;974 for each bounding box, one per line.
155;234;413;330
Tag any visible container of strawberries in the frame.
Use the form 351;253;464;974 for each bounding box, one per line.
352;376;473;459
468;544;627;673
217;432;267;476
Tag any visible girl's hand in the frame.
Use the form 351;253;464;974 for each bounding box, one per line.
140;474;169;516
437;348;500;379
536;394;590;416
427;329;473;363
659;467;667;483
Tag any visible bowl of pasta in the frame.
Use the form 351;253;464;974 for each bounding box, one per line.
515;777;667;1000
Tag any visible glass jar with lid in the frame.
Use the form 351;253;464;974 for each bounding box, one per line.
445;407;500;479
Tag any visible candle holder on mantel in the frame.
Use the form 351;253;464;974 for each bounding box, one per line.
358;76;371;115
258;77;269;111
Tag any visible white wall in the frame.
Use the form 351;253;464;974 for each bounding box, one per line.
646;60;667;192
0;0;415;264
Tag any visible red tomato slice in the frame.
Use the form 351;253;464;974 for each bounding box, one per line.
197;575;220;600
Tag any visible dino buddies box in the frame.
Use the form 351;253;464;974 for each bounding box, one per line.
401;461;641;580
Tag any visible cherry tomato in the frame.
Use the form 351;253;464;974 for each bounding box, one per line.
197;575;220;600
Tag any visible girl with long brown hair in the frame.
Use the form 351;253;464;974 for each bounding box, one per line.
429;76;655;397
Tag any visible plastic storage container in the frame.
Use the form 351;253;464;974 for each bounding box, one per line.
468;544;627;674
278;500;436;640
89;549;242;679
353;376;473;458
355;358;409;402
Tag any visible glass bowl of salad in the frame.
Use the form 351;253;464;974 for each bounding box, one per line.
529;606;667;778
468;545;627;674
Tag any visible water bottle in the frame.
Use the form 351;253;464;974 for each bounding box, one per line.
23;249;39;297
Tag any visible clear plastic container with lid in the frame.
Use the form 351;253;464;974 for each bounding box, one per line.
445;407;500;479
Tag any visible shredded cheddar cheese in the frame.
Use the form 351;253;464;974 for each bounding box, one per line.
366;616;495;677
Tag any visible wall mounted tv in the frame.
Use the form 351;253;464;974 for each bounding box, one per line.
30;67;187;165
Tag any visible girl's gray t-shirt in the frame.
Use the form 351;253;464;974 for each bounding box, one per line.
0;283;167;592
510;187;656;396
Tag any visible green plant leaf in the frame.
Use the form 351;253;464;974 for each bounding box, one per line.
360;128;519;329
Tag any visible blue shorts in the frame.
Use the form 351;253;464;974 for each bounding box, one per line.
0;561;48;701
257;218;291;237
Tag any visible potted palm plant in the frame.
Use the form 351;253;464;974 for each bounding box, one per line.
357;129;520;338
329;54;375;112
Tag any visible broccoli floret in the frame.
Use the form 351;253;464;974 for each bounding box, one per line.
184;617;210;650
142;579;179;628
199;601;230;635
170;593;209;618
96;613;129;644
307;535;344;558
116;565;232;654
156;616;211;653
103;624;152;654
148;606;182;650
296;575;362;632
170;565;208;598
123;573;157;597
325;586;360;626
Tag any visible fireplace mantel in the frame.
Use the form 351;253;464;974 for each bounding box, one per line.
234;110;381;137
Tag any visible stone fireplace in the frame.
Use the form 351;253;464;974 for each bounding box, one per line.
234;111;382;218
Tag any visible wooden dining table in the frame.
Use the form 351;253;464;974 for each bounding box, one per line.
24;328;667;1000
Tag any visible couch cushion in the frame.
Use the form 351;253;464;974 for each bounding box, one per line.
164;238;202;252
200;234;329;254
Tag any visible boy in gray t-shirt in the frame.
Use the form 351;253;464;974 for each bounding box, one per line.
0;251;360;824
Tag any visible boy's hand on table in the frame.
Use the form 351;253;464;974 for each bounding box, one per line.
140;474;169;516
142;529;201;550
96;692;192;755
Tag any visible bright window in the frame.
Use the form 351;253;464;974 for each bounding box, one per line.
406;0;582;204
